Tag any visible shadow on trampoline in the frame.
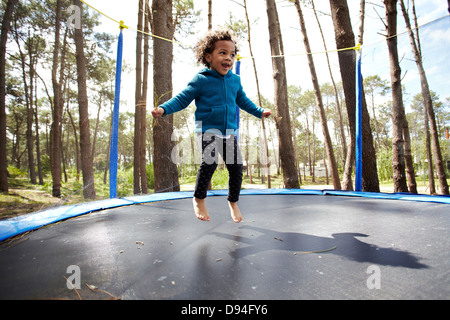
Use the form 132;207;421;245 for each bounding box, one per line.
212;225;428;269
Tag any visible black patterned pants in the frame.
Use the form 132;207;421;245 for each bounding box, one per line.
194;132;243;202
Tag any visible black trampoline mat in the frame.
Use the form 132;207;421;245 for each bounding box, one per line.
0;194;448;300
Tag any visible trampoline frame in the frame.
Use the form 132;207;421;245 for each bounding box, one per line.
1;188;449;243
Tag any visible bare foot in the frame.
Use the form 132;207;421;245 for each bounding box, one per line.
228;201;242;223
193;197;210;221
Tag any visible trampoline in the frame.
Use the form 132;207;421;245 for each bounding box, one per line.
0;189;449;300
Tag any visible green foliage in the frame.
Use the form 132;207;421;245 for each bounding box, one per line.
146;164;155;190
7;165;27;178
116;167;134;197
40;155;51;174
211;168;229;190
377;147;393;182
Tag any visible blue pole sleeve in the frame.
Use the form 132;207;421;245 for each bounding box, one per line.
109;30;123;198
355;48;363;192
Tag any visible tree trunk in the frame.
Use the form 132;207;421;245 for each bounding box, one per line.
294;0;340;190
0;0;19;193
311;0;347;174
384;0;408;193
131;0;150;195
28;43;37;184
400;0;449;195
67;107;80;181
140;0;150;194
424;108;436;194
104;106;112;185
243;0;271;188
289;102;301;185
208;0;212;30
329;0;379;192
13;25;37;184
134;0;144;194
265;0;299;189
26;46;36;184
34;81;44;185
50;0;63;197
368;88;381;151
403;119;417;193
305;114;312;179
61;117;68;183
91;96;101;158
74;0;96;199
152;0;180;193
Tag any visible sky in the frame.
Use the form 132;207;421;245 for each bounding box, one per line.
79;0;450;114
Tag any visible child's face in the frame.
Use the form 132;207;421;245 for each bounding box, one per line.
205;40;236;76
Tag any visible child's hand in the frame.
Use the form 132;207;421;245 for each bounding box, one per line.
151;107;165;118
262;109;272;118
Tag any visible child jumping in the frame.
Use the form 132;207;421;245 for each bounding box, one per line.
151;29;271;223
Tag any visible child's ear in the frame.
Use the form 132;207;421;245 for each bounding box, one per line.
205;53;212;65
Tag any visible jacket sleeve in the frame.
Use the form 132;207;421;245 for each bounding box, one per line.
159;75;199;116
236;83;264;119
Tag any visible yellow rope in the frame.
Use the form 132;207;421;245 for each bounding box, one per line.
78;1;448;59
76;0;363;55
79;0;127;28
79;0;190;47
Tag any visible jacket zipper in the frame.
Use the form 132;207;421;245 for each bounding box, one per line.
222;76;228;134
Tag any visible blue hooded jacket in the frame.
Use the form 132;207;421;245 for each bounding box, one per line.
159;68;263;135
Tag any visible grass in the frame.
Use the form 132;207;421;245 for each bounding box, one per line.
0;173;117;220
1;177;59;220
1;168;448;220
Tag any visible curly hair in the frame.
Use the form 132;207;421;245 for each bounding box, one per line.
194;28;239;68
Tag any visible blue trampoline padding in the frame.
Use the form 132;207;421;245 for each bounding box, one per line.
1;188;449;242
323;189;450;204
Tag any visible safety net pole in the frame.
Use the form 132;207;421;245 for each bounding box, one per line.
109;26;124;198
355;45;363;192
